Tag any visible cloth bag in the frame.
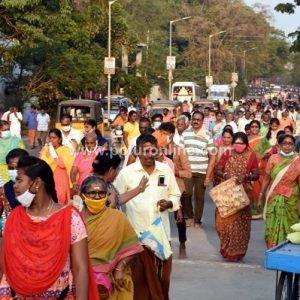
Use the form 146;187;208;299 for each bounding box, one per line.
138;216;172;261
209;177;250;218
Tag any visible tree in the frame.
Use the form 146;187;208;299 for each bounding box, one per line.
275;1;300;51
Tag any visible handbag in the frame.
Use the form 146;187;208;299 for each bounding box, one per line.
138;216;172;261
209;177;250;218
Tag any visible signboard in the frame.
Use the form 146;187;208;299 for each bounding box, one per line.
205;75;213;87
166;56;176;70
104;57;115;75
231;72;238;82
231;81;237;88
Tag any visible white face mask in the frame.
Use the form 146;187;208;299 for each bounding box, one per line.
8;169;18;182
153;121;161;129
280;150;295;157
86;142;98;154
16;190;36;207
1;130;11;139
61;125;71;132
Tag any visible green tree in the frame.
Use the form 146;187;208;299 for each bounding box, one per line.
275;1;300;52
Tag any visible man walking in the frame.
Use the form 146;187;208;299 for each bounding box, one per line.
180;111;216;228
36;107;50;148
26;105;37;149
8;107;22;138
115;134;180;300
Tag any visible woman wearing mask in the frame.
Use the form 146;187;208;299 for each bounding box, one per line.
40;129;73;205
79;176;143;299
0;156;97;299
92;151;148;209
215;132;259;261
211;128;234;186
0;149;29;230
0;121;24;183
266;118;280;146
258;134;300;248
248;120;272;219
82;119;108;149
71;132;103;194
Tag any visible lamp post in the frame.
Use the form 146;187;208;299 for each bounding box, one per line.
243;47;256;84
168;16;191;99
208;30;226;98
107;0;118;123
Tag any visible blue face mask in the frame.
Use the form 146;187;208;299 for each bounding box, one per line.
8;169;18;182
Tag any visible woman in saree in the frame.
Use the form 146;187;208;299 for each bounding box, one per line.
248;120;272;219
211;128;234;186
258;134;300;249
40;128;73;205
80;176;144;299
0;156;98;299
0;121;24;183
215;132;259;261
71;132;103;195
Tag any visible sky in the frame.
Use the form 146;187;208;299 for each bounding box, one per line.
244;0;300;37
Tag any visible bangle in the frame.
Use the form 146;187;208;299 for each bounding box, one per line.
223;173;228;179
115;267;122;272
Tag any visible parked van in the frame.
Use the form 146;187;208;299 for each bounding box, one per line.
56;99;104;133
149;100;182;121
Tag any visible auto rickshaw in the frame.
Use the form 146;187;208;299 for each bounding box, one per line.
149;100;183;122
56;99;104;133
192;99;218;116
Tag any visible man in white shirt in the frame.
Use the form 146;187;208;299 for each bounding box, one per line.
115;134;180;300
60;114;84;156
37;107;51;148
8;107;22;138
225;112;238;133
238;110;252;133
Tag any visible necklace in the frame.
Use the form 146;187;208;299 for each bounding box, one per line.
26;199;54;218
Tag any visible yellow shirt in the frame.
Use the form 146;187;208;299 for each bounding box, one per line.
123;121;139;144
114;161;181;240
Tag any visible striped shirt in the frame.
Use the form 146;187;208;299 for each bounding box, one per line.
180;128;215;174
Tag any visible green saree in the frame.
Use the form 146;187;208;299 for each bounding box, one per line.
265;155;300;249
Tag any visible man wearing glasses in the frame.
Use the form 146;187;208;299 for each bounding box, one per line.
180;111;216;228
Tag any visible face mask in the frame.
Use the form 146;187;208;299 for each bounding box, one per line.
61;125;71;132
1;130;11;139
166;135;172;145
83;195;107;214
16;182;36;208
280;150;295;157
233;144;247;153
85;142;98;154
8;169;18;182
153;122;161;129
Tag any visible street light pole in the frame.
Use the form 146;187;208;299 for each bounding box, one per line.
208;30;226;98
168;16;191;99
243;47;256;84
107;0;118;123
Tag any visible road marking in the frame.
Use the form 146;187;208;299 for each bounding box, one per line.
173;259;264;270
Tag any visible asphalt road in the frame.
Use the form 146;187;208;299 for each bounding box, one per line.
169;188;276;300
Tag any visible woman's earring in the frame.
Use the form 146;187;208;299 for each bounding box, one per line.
35;186;39;192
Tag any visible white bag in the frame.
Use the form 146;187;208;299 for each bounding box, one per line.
139;216;172;261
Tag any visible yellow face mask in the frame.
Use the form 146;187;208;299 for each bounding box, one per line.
83;195;107;214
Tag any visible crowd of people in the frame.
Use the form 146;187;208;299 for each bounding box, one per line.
0;96;300;299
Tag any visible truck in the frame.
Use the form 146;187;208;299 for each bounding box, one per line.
208;84;231;103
